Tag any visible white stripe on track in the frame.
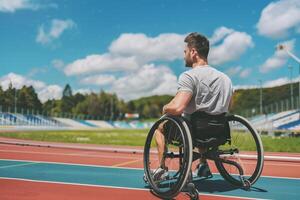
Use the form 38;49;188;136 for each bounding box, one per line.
1;140;299;162
0;158;299;180
0;162;39;169
0;149;141;159
0;177;270;200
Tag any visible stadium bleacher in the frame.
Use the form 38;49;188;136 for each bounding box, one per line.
1;109;299;133
249;109;300;134
0;112;153;130
86;120;114;128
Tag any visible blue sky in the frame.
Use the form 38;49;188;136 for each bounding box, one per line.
0;0;300;102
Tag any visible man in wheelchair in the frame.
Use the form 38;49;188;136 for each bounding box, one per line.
153;32;233;181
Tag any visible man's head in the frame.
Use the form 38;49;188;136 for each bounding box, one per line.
184;32;209;67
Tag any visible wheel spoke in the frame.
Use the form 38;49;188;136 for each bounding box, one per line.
215;115;264;186
143;116;193;199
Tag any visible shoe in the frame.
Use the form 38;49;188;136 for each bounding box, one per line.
152;167;169;182
143;167;169;183
194;163;213;178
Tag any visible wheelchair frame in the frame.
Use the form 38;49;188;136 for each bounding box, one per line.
143;114;264;200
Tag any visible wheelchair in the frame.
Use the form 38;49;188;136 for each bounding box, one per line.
143;113;264;200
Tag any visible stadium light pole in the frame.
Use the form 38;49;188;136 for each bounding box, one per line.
288;65;294;109
259;79;263;115
277;44;300;111
14;89;17;113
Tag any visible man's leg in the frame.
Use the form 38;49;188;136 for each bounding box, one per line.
198;147;207;164
155;122;166;168
195;146;212;178
143;124;167;183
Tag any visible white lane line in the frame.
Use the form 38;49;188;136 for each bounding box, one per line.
0;141;299;162
0;141;144;154
2;149;299;167
0;158;143;171
0;177;270;200
221;154;300;162
0;162;39;169
0;149;140;159
0;158;299;180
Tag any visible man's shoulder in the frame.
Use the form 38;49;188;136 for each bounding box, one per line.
207;65;231;80
179;69;193;78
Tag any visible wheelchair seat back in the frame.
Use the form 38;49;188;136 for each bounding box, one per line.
190;111;230;148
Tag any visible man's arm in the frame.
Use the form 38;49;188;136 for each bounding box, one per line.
163;91;192;115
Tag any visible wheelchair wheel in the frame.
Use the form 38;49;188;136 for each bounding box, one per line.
215;114;264;186
143;115;193;199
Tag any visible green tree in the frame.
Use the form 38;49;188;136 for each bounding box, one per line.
63;84;72;97
0;86;4;111
3;83;15;110
60;84;74;113
25;86;42;111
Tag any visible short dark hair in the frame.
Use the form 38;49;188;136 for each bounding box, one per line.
184;32;209;59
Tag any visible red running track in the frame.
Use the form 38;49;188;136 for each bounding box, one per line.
0;142;299;200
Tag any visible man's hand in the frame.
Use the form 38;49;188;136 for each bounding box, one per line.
162;105;168;115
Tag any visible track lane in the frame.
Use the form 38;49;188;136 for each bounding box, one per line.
0;143;300;200
0;143;299;178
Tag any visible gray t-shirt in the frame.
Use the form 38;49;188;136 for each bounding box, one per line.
178;65;233;115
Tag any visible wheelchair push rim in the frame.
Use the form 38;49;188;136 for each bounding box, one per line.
143;115;193;199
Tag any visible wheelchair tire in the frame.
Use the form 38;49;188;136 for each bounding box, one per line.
143;115;193;199
215;114;264;186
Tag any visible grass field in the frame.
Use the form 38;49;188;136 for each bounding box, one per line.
0;129;300;152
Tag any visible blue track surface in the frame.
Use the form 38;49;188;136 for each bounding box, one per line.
0;159;299;199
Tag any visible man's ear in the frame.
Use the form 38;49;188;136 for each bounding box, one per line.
191;48;197;58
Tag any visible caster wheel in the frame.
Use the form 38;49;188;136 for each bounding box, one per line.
186;183;199;200
243;179;251;190
188;190;199;200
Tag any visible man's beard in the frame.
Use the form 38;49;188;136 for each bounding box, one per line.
185;58;193;68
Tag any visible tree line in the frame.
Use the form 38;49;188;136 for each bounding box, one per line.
1;82;299;120
231;82;300;116
0;83;171;120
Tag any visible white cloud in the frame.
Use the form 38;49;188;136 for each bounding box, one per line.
226;66;242;77
234;76;300;91
0;0;40;12
64;54;139;76
109;30;253;66
0;73;62;103
36;19;75;45
209;27;234;45
209;29;254;65
74;88;93;95
52;59;65;70
240;68;252;78
0;0;32;12
110;64;177;100
263;77;290;88
65;33;184;76
257;0;300;38
0;72;46;90
66;30;254;78
38;85;62;102
27;67;48;77
80;74;116;86
233;85;257;90
109;33;185;64
260;39;295;73
226;66;251;78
